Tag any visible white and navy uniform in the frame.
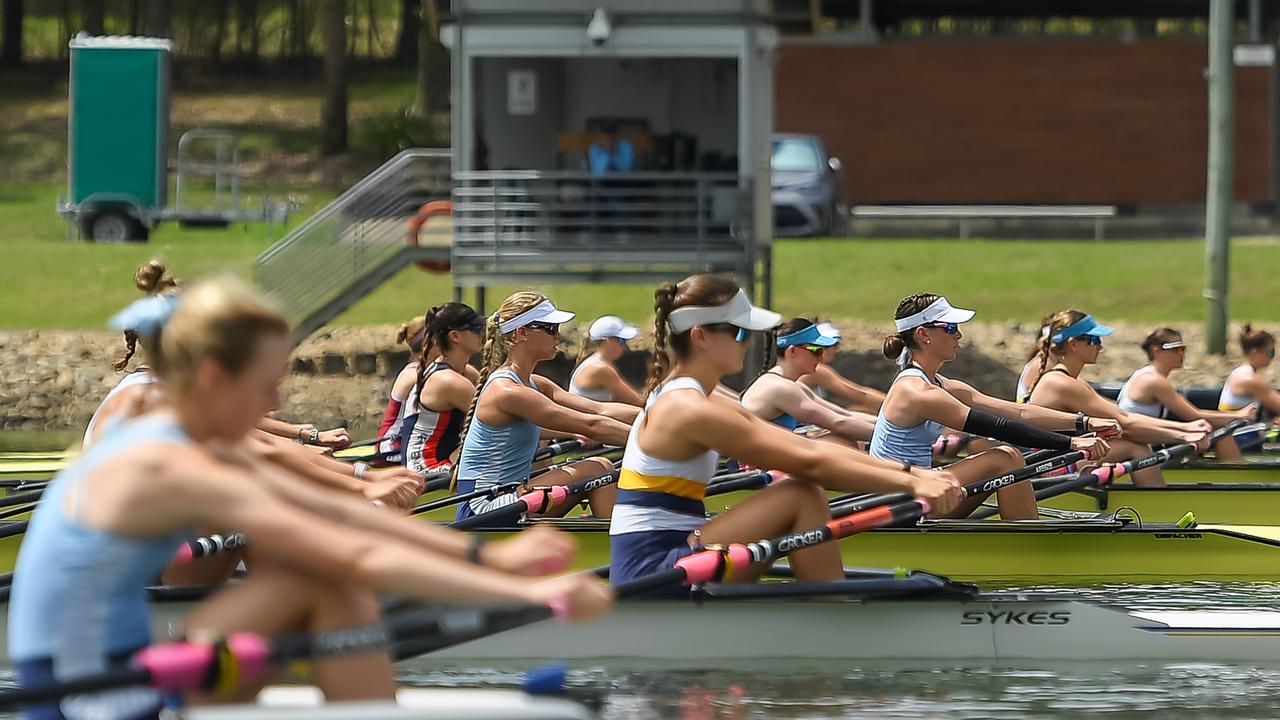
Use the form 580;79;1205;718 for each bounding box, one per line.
609;377;717;597
403;361;464;475
83;369;158;449
1117;366;1168;419
568;356;614;402
1219;364;1257;411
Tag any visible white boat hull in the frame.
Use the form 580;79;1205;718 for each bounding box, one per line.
4;595;1280;667
182;686;597;720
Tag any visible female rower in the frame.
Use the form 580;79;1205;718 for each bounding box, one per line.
1028;310;1209;486
404;302;485;474
452;293;639;525
1015;316;1053;403
1118;328;1255;460
610;275;964;594
798;321;887;413
569;315;643;406
9;278;611;718
740;318;876;444
871;294;1113;520
372;314;428;464
1219;324;1280;427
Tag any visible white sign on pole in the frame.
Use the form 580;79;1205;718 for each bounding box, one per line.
508;70;537;115
1234;44;1275;66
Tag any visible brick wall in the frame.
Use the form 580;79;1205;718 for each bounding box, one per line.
775;41;1273;205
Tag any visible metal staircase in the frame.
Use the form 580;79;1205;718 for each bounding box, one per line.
254;149;452;343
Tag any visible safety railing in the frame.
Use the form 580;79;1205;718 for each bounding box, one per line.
254;148;452;341
450;171;756;284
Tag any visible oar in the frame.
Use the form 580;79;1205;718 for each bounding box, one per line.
171;533;249;565
342;431;397;451
410;455;622;517
969;422;1246;520
829;448;1086;519
448;470;622;531
0;599;561;710
0;485;46;509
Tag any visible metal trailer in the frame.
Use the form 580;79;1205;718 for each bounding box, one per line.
56;34;287;243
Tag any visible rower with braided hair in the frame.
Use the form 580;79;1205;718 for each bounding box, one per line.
1028;309;1210;486
371;314;429;464
451;292;639;526
403;303;485;475
870;294;1115;519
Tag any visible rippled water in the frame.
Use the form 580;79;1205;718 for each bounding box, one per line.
5;582;1280;718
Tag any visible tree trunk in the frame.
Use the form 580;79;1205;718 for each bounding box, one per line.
145;0;169;37
127;0;139;35
413;0;438;116
320;0;348;155
210;0;229;64
83;0;104;34
1;0;23;68
393;0;416;66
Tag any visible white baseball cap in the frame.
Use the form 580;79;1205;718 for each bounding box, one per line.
588;315;639;341
816;321;842;342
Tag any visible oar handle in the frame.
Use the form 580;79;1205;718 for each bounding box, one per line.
343;432;395;451
447;470;621;530
172;533;248;565
704;470;781;498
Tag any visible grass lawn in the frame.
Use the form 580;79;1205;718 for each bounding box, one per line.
3;177;1279;330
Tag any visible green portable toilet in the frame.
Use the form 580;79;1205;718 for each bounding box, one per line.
65;34;171;241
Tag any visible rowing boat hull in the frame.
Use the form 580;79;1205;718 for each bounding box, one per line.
6;594;1278;666
184;686;597;720
1038;484;1280;523
479;519;1280;583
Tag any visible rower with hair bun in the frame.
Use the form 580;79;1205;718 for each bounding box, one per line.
740;317;876;444
451;292;639;526
1117;327;1255;460
371;314;429;465
1218;324;1280;450
1028;309;1210;486
871;294;1114;520
9;277;612;718
610;274;964;595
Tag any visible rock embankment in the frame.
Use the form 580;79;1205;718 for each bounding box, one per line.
1;321;1268;434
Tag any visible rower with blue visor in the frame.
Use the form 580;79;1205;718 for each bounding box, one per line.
740;318;879;445
1028;309;1211;487
870;294;1116;519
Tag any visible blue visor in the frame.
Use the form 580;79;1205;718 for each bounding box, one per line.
1051;314;1114;344
777;323;839;349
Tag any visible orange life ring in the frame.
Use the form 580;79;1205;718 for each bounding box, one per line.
407;200;453;272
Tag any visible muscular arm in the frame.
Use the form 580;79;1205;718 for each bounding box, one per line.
943;377;1080;430
535;374;640;424
1033;375;1192;444
493;380;632;446
802;364;885;413
773;382;875;443
1239;373;1280;415
1148;376;1250;426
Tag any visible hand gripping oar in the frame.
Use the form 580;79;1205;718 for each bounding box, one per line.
410;447;622;517
0;599;567;710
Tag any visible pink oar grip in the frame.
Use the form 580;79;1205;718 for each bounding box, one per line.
547;596;571;619
519;490;548;513
548;485;570;506
227;633;270;681
916;498;932;516
674;550;724;585
135;643;214;692
726;544;751;571
172;544;194;565
766;470;788;483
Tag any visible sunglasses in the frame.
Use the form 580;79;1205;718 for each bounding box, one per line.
1078;335;1103;347
525;321;561;335
923;322;959;335
702;323;751;343
1269;348;1277;359
802;344;827;355
458;317;487;334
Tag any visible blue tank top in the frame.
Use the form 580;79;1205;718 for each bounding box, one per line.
455;369;542;488
9;415;194;667
868;367;945;468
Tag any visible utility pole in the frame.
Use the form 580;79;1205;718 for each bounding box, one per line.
1204;0;1234;355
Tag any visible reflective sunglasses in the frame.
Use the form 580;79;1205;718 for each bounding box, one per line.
923;322;959;335
1083;335;1103;347
1269;347;1277;359
702;323;751;343
802;344;827;355
525;321;561;335
459;317;487;334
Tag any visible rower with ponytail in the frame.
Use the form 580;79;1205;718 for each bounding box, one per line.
1027;310;1209;486
451;292;640;527
372;314;429;463
401;303;485;475
740;317;877;444
869;294;1115;519
611;274;965;596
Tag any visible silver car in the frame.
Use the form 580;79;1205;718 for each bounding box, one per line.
771;134;843;237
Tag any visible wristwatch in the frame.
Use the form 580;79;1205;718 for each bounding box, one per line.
1075;412;1089;433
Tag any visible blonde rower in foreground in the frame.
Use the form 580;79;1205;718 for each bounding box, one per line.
9;278;610;719
609;275;964;597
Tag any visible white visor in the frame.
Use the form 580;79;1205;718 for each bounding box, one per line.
498;299;576;334
667;289;781;334
893;297;976;332
588;315;639;341
816;321;842;342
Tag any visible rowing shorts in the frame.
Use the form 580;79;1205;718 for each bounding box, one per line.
609;529;696;600
15;645;166;720
453;479;523;528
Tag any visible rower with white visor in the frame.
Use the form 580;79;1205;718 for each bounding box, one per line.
569;315;643;406
870;294;1114;520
